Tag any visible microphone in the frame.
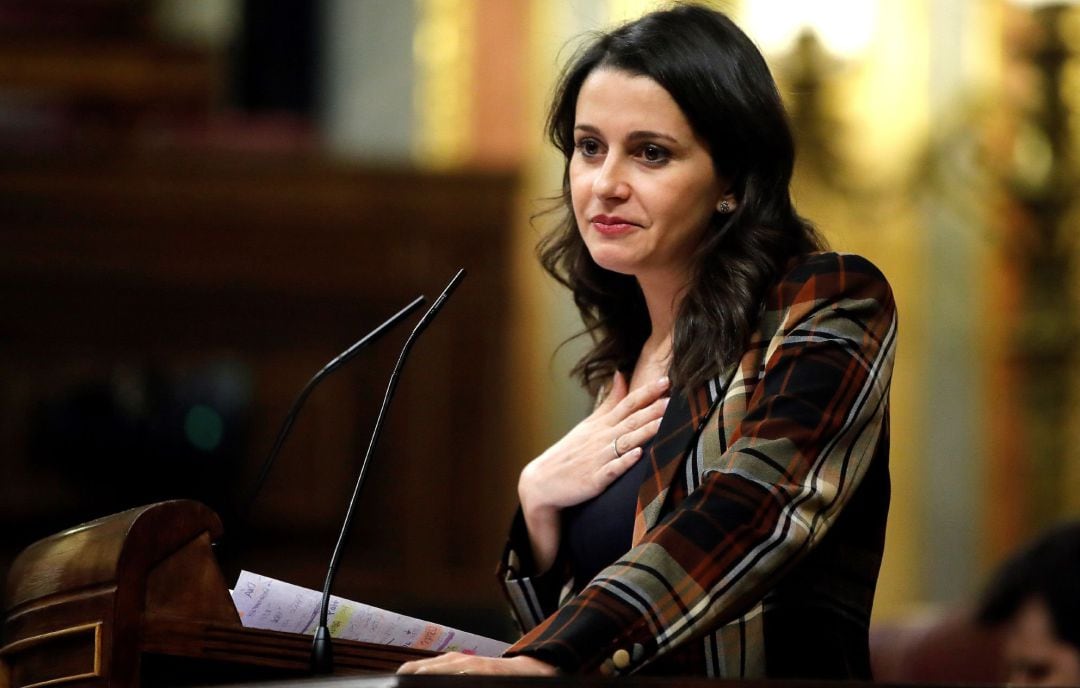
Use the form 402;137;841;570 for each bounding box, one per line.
239;296;427;526
311;268;466;674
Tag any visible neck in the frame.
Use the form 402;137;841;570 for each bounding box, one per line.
638;271;687;352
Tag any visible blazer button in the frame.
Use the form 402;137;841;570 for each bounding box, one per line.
599;659;615;677
612;648;631;670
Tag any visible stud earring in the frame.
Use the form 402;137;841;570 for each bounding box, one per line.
718;200;732;214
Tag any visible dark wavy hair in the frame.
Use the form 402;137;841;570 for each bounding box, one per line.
539;3;825;394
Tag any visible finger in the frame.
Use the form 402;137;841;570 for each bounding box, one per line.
397;659;424;674
609;375;669;419
596;370;628;413
618;396;669;433
617;417;664;454
593;446;643;488
397;654;461;674
420;656;494;676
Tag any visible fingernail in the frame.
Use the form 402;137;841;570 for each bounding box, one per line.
656;376;670;388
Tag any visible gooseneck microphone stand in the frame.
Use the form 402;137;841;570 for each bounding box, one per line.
311;269;466;674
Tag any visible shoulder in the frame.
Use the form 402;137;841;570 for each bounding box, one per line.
767;251;894;310
750;251;897;345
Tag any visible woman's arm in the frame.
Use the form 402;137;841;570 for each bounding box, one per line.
398;653;558;676
504;253;898;674
495;373;670;631
399;375;673;677
517;372;670;571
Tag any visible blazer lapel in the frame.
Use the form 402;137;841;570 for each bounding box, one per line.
631;377;724;544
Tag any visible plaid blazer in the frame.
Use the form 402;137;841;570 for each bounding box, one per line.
497;252;896;678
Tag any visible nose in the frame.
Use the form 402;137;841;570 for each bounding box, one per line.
593;156;630;201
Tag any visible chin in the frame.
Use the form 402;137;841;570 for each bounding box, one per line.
586;249;638;276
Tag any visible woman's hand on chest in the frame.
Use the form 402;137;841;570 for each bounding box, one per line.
518;371;670;568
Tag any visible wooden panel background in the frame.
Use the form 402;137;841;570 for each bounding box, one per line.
0;151;523;641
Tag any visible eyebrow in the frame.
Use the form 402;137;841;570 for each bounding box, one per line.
574;124;680;144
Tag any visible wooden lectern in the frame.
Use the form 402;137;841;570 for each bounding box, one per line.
0;501;433;687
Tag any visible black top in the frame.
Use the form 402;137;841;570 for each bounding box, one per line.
562;438;654;587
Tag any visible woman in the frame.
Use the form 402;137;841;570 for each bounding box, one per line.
400;4;896;678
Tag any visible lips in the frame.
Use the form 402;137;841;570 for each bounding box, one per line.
590;214;640;236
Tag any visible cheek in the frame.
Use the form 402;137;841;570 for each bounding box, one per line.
657;178;719;231
689;173;724;211
569;166;592;217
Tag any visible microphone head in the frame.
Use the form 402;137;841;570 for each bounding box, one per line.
441;268;466;298
419;269;467;323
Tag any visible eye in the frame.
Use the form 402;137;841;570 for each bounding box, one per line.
639;143;670;164
575;137;603;158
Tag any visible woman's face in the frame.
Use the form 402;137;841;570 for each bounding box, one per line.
569;68;728;284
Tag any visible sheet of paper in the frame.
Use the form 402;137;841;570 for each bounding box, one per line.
230;570;510;657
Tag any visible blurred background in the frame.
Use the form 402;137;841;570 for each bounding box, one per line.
1;0;1079;653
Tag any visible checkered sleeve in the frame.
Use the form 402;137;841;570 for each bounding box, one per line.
497;507;575;633
502;253;897;673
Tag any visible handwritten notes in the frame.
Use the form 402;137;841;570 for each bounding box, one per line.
230;570;510;657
